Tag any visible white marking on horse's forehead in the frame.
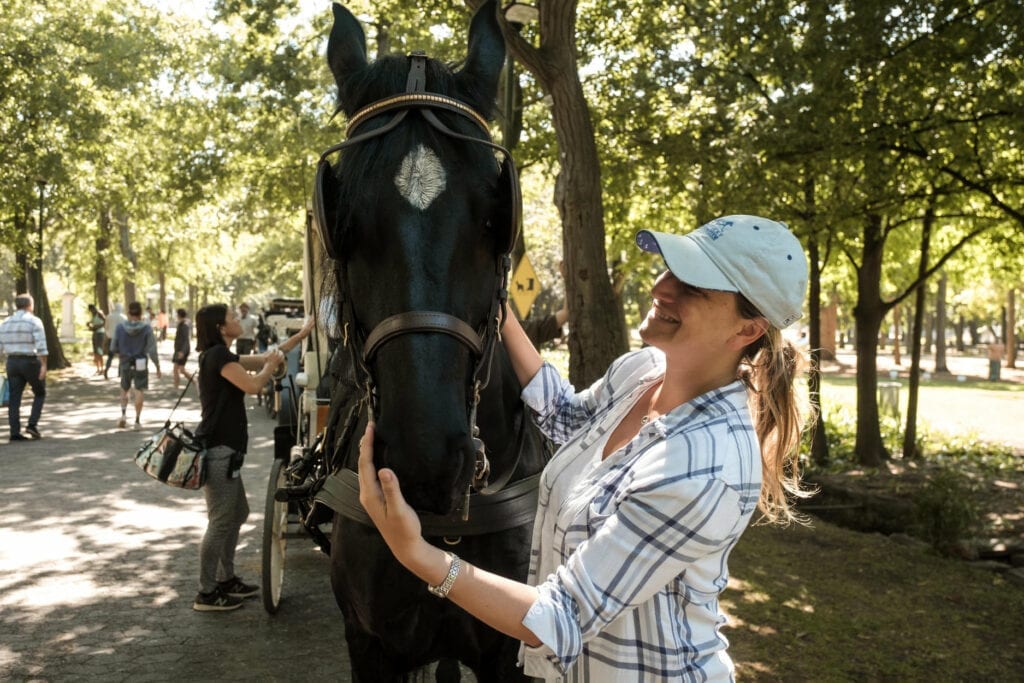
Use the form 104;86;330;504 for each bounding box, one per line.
394;144;447;211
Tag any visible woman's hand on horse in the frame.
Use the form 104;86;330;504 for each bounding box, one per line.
357;422;424;561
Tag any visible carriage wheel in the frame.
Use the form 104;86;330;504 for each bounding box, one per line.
261;457;288;614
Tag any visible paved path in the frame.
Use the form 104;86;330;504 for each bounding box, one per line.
0;358;350;681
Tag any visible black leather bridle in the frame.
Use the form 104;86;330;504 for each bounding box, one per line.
312;52;521;501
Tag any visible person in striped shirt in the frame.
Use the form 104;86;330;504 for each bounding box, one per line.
0;293;48;441
357;215;812;681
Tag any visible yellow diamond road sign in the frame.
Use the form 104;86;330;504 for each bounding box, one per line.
510;253;542;319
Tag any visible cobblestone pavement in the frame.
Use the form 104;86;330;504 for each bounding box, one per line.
0;357;350;681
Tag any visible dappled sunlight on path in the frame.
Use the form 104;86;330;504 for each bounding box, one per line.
0;361;347;680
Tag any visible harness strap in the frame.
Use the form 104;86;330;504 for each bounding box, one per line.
316;468;541;537
405;51;427;92
345;93;491;139
363;311;484;363
474;405;529;495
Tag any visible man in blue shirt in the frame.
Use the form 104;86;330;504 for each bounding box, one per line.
0;294;48;441
111;301;161;429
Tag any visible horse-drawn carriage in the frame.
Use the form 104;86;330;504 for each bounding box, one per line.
259;231;336;615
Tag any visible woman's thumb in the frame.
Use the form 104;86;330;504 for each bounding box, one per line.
378;468;401;500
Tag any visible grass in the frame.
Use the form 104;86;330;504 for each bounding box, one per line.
730;373;1024;680
726;519;1024;681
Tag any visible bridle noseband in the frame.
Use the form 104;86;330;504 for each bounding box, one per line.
314;52;521;503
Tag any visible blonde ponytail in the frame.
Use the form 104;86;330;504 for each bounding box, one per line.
737;300;814;524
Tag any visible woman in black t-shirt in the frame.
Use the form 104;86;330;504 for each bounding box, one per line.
191;303;314;612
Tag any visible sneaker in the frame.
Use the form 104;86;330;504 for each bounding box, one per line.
133;421;142;431
217;576;260;599
9;434;28;442
25;426;41;440
192;587;243;612
117;417;127;429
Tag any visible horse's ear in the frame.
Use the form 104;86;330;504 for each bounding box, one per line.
327;3;368;108
455;0;505;115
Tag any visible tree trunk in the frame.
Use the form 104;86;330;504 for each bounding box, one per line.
807;231;829;466
117;207;138;305
23;202;70;369
1008;288;1018;369
496;0;627;385
854;214;888;467
24;262;70;371
954;315;965;353
892;304;901;366
903;201;934;460
934;272;948;373
95;206;112;313
903;278;927;460
968;319;980;347
820;291;837;361
924;311;934;354
158;268;167;315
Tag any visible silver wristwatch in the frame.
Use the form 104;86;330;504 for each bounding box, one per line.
427;553;461;599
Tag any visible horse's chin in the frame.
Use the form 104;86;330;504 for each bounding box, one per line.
380;433;474;516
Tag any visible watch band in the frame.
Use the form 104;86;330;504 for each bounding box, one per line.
427;553;461;599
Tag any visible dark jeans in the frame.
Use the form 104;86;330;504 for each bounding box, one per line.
6;356;45;436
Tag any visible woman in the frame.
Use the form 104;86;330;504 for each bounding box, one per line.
172;308;191;390
192;303;314;612
86;304;106;376
357;215;811;679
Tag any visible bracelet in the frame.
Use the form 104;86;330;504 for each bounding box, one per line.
427;553;461;599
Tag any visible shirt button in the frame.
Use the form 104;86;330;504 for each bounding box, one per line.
530;605;543;616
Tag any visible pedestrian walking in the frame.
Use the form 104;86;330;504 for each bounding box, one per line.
172;308;192;390
988;340;1005;382
156;309;169;342
87;304;106;376
191;303;314;611
111;301;161;430
357;215;811;681
0;293;48;441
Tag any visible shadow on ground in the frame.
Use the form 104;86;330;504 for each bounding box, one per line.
0;366;347;681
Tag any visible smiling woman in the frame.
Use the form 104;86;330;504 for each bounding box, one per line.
358;214;815;681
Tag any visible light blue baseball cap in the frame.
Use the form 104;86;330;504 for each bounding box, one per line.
637;215;808;329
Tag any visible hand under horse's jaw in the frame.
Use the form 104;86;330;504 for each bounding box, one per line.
372;424;477;516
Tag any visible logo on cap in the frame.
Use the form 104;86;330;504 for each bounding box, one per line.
702;218;734;241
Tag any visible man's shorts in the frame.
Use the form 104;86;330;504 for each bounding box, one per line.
173;351;189;367
120;365;149;391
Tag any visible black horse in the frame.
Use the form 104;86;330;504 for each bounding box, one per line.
315;2;548;680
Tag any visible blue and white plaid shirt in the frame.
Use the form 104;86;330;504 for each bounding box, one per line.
0;310;48;357
518;348;761;682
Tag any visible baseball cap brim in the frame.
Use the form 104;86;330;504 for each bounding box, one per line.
636;230;738;293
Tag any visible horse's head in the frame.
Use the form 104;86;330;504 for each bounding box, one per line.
322;1;516;515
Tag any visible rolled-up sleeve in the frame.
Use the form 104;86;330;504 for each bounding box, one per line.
520;477;745;678
521;351;650;445
520;362;599;444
